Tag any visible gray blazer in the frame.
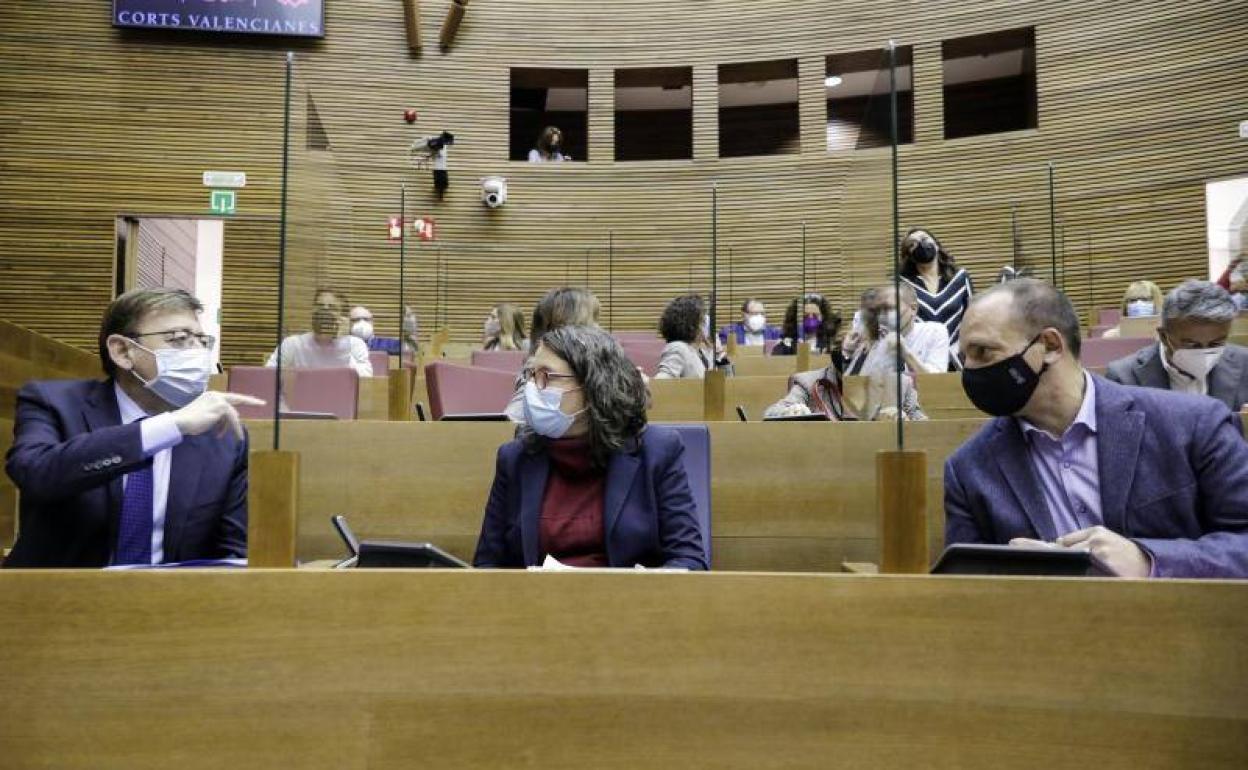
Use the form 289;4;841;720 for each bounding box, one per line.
655;341;710;379
1104;343;1248;414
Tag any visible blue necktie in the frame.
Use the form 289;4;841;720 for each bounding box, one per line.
114;462;154;565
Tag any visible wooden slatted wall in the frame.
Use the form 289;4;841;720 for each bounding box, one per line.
2;1;1246;364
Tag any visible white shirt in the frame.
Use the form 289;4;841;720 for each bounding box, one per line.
854;320;950;376
1158;343;1207;396
528;149;568;163
903;320;952;373
266;332;373;376
114;384;184;564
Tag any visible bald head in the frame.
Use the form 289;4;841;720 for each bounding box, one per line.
961;279;1081;367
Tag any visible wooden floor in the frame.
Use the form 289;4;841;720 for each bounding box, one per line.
0;570;1245;769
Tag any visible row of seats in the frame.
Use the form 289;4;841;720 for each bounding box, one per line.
235;334;1163;421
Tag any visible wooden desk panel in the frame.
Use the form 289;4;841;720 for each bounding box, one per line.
247;421;514;562
734;355;799;377
0;571;1244;769
724;375;791;421
646;378;705;421
248;420;986;571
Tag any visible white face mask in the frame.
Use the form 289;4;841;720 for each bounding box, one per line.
1126;300;1156;318
128;341;212;408
745;313;766;333
522;380;583;438
484;318;501;338
350;320;374;341
1169;346;1224;381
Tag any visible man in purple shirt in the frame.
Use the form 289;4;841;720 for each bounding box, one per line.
4;288;263;568
945;278;1248;578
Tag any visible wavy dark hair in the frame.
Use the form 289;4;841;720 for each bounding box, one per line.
519;325;649;469
899;227;959;284
529;287;601;355
779;293;841;349
659;294;705;344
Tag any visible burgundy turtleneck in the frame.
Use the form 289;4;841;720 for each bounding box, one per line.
539;436;609;567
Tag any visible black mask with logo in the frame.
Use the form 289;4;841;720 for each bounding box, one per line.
960;334;1047;417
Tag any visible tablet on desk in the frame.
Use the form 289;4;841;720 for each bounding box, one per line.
331;515;471;569
931;543;1109;577
763;413;831;422
439;412;510;422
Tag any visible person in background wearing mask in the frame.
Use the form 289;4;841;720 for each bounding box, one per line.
1101;280;1164;339
348;305;401;355
719;298;781;347
505;287;602;423
946;278;1248;578
528;126;569;163
764;310;855;420
771;293;839;356
1106;280;1248;413
846;283;949;376
482;303;527;351
265;288;373;377
473;326;707;570
655;294;728;379
4;288;264;568
898;227;973;369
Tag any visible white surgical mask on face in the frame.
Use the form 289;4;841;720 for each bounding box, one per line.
350;320;374;341
523;380;583;438
127;341;212;408
1126;300;1156;318
745;313;766;333
484;318;501;337
1169;346;1224;381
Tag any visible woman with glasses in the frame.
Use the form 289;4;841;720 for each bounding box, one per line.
473;325;707;570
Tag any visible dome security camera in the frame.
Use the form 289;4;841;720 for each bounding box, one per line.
481;176;507;208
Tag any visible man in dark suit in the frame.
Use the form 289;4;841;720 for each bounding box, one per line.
946;278;1248;578
4;288;263;568
1105;279;1248;413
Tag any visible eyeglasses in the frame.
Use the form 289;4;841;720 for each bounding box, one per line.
532;368;578;390
129;329;216;350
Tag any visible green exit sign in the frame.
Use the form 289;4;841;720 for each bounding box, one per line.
210;189;236;215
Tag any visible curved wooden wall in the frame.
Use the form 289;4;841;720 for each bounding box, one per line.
1;1;1246;365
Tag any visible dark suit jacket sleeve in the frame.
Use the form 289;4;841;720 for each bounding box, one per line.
5;381;145;504
653;434;708;570
1134;402;1248;578
214;430;249;559
943;458;987;545
472;445;514;568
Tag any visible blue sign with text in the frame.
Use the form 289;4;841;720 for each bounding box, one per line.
114;0;324;38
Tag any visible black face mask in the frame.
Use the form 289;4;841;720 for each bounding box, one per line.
960;334;1047;417
912;241;938;264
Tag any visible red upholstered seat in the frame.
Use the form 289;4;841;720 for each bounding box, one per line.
227;366;360;420
471;349;528;373
618;339;667;377
1080;337;1154;369
368;351;389;377
424;360;517;420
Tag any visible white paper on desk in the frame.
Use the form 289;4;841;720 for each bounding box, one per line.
525;554;579;571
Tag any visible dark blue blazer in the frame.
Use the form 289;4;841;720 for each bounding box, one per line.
473;425;708;570
3;379;248;568
944;374;1248;578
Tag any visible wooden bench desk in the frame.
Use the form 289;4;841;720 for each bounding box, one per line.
0;570;1243;769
